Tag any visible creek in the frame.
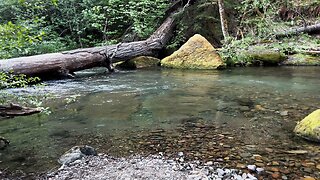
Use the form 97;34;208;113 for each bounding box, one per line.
0;67;319;178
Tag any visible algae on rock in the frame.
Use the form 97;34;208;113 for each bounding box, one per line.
282;54;320;66
116;56;160;70
245;46;287;65
161;34;225;70
294;109;320;142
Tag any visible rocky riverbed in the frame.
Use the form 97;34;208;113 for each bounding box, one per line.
47;153;259;180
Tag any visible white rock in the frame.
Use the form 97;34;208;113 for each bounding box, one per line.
256;167;264;173
280;111;288;116
247;173;257;180
242;173;248;179
233;174;243;180
224;169;231;174
178;152;184;157
217;168;224;176
247;165;256;171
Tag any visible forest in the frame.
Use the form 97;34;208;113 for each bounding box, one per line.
0;0;320;179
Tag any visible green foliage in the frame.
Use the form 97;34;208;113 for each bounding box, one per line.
167;23;187;49
0;71;41;89
236;0;280;38
218;37;256;65
0;0;170;59
127;0;168;38
0;20;67;59
219;0;320;65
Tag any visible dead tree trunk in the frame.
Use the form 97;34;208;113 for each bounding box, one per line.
0;13;177;78
218;0;229;40
276;23;320;38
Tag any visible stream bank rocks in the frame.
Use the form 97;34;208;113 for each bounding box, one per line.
58;145;97;165
294;109;320;142
161;34;225;69
282;54;320;66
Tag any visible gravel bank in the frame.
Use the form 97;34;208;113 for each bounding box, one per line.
46;154;259;180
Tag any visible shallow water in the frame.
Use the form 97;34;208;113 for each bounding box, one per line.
0;67;319;177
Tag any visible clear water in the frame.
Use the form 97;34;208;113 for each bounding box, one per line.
0;67;319;176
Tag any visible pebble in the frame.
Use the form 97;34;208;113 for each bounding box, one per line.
302;167;313;173
271;173;280;179
265;148;274;153
255;105;265;111
280;111;288;116
281;175;288;180
236;163;246;169
316;164;320;170
255;163;264;167
256;167;264;173
279;169;290;174
270;167;279;172
247;165;256;171
247;173;257;180
217;168;225;176
302;162;315;167
240;152;251;158
303;177;316;180
178;152;184;157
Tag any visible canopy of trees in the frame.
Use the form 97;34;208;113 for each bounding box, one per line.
0;0;170;59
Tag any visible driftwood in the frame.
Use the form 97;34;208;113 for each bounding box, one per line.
0;11;177;78
0;103;41;117
276;23;320;38
0;103;41;150
0;136;10;150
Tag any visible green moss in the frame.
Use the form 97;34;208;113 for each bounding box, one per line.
283;54;320;66
294;109;320;142
247;51;287;65
116;56;160;70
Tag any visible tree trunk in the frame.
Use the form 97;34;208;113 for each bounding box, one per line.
218;0;229;40
275;23;320;38
0;13;176;78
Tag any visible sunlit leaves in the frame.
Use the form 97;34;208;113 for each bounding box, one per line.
0;71;41;89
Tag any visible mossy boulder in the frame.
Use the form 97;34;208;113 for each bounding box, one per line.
116;56;160;70
161;34;225;69
294;109;320;142
282;54;320;66
245;46;287;65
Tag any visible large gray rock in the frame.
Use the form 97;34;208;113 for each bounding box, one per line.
58;145;97;165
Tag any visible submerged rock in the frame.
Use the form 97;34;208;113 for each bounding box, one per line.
58;145;97;165
294;109;320;142
116;56;160;70
161;34;225;69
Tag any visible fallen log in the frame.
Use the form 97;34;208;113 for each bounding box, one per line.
0;103;41;117
276;23;320;38
0;11;177;78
